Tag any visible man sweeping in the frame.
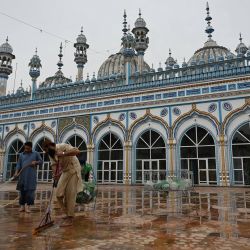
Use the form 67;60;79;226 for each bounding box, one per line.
13;141;43;213
42;139;83;227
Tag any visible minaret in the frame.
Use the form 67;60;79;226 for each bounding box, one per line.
0;37;15;96
29;48;42;100
121;11;136;85
74;27;89;81
235;33;248;56
205;2;214;41
132;9;149;74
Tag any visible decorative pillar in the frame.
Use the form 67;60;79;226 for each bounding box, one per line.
218;134;229;186
167;137;176;176
124;140;132;184
87;143;94;166
0;148;5;180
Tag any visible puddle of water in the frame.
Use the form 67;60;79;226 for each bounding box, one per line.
0;187;250;249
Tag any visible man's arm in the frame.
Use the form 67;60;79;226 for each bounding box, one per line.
56;144;80;157
31;152;43;167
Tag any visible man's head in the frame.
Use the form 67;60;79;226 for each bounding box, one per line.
42;139;56;158
24;141;32;153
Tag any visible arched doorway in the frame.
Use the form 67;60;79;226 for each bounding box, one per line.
97;132;123;183
6;139;24;180
135;129;166;183
232;123;250;185
180;126;217;185
35;137;52;182
65;135;87;162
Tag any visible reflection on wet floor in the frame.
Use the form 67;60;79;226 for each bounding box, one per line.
0;186;250;249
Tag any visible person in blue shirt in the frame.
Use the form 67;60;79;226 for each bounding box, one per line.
13;141;43;213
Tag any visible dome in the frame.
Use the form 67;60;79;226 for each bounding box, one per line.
40;70;71;87
135;16;146;28
77;33;87;44
29;54;42;68
0;39;13;54
235;34;248;55
187;39;236;66
97;51;150;79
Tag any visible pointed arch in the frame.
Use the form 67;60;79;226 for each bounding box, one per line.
29;124;56;145
59;123;89;144
128;111;169;143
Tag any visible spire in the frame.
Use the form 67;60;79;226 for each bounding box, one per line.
122;10;128;35
169;48;172;57
6;36;8;43
57;42;63;70
81;26;83;35
239;33;242;43
35;47;37;55
205;2;214;40
139;8;141;18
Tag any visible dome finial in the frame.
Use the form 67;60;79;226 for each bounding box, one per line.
81;26;83;34
57;42;63;70
239;32;242;43
35;47;37;55
139;8;141;17
122;10;128;35
169;48;171;56
205;2;214;40
6;36;8;43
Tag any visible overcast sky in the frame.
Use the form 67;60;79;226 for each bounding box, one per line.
1;0;250;93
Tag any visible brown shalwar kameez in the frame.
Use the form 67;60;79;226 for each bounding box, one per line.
50;143;83;217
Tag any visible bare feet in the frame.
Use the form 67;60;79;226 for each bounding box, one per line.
19;206;25;212
25;205;31;213
60;217;73;227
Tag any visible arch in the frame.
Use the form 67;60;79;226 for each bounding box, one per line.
128;112;168;144
96;131;124;184
59;124;89;144
31;129;55;147
178;125;218;185
4;139;24;180
29;124;56;145
173;112;219;142
92;118;125;146
230;122;250;185
133;128;167;184
4;128;26;149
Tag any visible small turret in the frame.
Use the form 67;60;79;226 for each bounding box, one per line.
0;37;15;96
74;27;89;81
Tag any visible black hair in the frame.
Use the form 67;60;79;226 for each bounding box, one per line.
24;141;33;148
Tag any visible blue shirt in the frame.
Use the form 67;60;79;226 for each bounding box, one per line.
16;151;43;190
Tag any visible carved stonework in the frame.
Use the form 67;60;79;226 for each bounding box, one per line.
76;115;90;133
58;117;73;135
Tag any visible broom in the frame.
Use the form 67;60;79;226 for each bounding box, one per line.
32;179;56;235
33;162;61;235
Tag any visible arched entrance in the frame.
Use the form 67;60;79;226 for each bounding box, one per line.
35;137;52;182
180;126;217;185
97;132;123;184
5;139;24;180
232;122;250;185
135;129;166;183
65;135;87;162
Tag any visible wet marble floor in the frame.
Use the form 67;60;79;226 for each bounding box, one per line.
0;184;250;249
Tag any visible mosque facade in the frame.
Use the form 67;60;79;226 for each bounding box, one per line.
0;4;250;186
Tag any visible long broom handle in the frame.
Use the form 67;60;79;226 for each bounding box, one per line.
9;162;38;181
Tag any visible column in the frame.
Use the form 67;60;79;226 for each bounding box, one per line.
167;138;176;176
218;134;229;186
0;148;5;181
124;140;132;184
87;143;94;166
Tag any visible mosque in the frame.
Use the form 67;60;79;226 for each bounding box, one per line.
0;3;250;186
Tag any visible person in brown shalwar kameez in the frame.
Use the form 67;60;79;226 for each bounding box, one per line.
43;139;83;227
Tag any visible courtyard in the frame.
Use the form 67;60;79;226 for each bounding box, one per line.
0;184;250;249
